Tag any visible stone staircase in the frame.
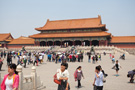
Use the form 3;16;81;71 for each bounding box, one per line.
122;48;135;55
76;46;129;55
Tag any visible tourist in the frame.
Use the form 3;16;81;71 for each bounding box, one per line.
52;54;56;62
1;51;3;58
17;56;21;66
56;63;70;90
127;69;135;83
0;57;4;71
95;55;98;62
56;54;59;64
98;65;108;78
48;54;52;62
74;66;84;88
69;54;72;62
1;63;19;90
23;54;27;68
27;55;31;65
112;60;122;76
80;53;83;62
120;53;125;60
112;57;115;64
7;54;12;66
99;54;101;61
4;51;6;58
78;54;81;62
93;66;103;90
88;53;91;63
72;55;76;62
33;54;37;66
103;52;106;55
109;53;112;59
92;56;96;64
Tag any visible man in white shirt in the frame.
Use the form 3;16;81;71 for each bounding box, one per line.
93;66;103;90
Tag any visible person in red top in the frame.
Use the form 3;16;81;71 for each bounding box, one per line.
1;63;19;90
69;55;72;62
0;57;4;71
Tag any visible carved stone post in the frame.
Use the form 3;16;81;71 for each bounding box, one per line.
31;66;37;90
17;65;23;90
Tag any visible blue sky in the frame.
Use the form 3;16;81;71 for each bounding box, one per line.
0;0;135;38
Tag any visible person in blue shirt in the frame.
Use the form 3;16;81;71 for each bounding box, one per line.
93;66;103;90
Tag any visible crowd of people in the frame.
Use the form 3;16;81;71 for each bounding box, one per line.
0;49;134;90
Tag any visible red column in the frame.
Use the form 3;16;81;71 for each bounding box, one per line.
53;41;54;46
72;41;75;46
4;44;7;48
61;41;62;46
38;41;40;46
105;40;108;46
99;40;100;46
81;41;83;46
46;42;47;46
90;41;92;46
34;41;37;46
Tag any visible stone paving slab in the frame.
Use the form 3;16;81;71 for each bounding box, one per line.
0;52;135;90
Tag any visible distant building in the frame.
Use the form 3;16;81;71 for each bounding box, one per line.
110;36;135;48
1;15;135;49
29;15;111;46
8;36;34;48
29;15;135;48
0;33;13;48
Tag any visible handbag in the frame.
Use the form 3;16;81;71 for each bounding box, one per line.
53;73;61;85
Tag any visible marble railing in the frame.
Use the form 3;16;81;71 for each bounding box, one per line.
0;66;45;90
76;45;129;54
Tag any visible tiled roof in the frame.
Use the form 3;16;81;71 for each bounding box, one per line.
111;36;135;43
0;33;13;42
35;15;107;31
29;31;111;38
8;36;34;44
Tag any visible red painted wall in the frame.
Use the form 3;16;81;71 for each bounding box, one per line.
110;44;135;48
7;44;34;49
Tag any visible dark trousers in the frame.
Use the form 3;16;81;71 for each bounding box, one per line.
33;61;37;66
94;85;103;90
24;62;26;68
0;64;2;70
78;80;81;88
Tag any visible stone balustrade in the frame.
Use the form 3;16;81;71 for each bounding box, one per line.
0;65;45;90
76;45;129;54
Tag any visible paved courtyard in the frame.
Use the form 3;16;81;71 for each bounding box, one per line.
0;52;135;90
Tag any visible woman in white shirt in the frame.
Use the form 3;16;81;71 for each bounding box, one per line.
57;63;70;90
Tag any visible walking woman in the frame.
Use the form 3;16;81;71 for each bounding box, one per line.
1;63;19;90
74;66;84;88
7;54;11;66
56;63;70;90
0;57;4;71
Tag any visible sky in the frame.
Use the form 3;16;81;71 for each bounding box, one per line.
0;0;135;38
